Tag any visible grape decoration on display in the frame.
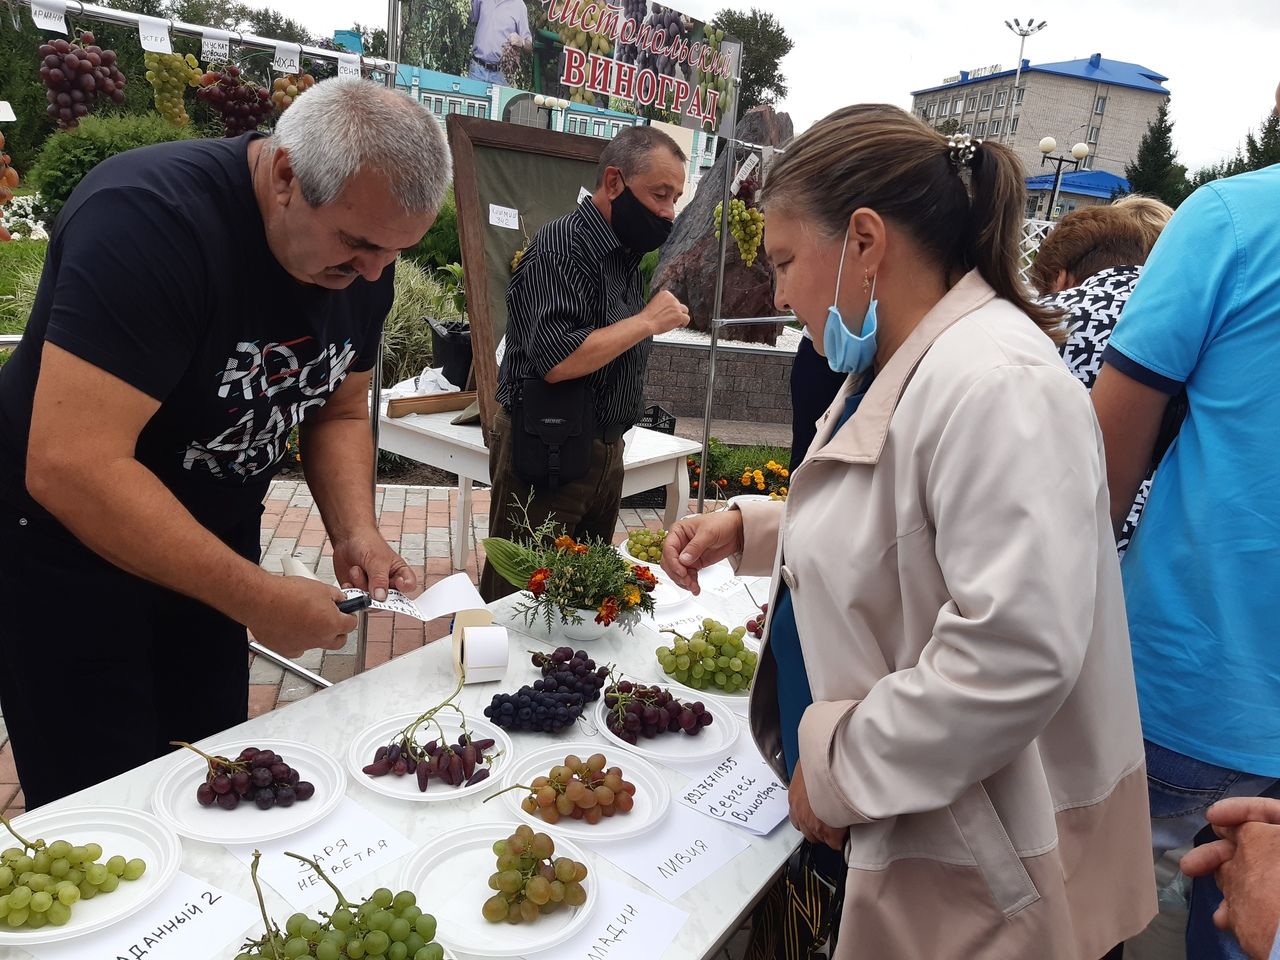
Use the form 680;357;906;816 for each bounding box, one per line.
691;23;730;128
0;133;20;206
237;851;445;960
175;742;315;812
625;528;665;563
197;65;275;136
38;33;126;129
714;196;765;267
657;618;757;692
481;826;588;924
271;72;316;112
492;752;637;826
145;52;203;127
484;648;609;734
0;815;146;930
603;680;714;744
558;5;614;105
362;677;501;791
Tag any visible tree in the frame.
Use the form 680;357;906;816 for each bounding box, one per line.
936;118;961;136
351;23;389;60
1187;109;1280;189
399;0;472;76
1123;101;1189;208
243;9;314;46
711;8;793;113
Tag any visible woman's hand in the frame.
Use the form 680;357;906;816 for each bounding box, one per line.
789;761;848;851
661;509;744;594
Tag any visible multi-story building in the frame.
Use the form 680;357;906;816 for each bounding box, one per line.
910;52;1168;185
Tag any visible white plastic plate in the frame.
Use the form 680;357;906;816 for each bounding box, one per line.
651;634;761;703
398;822;597;957
0;806;181;945
150;739;345;845
496;741;670;842
347;713;513;803
595;693;739;764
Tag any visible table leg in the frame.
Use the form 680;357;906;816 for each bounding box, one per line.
665;459;691;527
454;477;473;569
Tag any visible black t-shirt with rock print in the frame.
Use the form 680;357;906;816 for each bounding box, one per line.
0;133;392;540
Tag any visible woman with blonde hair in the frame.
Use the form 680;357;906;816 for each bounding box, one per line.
663;106;1156;959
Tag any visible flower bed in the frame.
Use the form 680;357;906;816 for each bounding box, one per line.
688;440;791;502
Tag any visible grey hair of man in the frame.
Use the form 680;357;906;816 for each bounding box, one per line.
271;77;452;215
594;125;687;187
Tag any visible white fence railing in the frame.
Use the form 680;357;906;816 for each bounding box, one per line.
1020;219;1054;287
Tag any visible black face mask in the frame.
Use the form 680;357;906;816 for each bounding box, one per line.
609;181;674;254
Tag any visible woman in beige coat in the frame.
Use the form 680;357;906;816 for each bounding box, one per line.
663;105;1156;959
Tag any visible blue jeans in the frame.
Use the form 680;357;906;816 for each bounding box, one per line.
467;61;507;85
1145;739;1278;960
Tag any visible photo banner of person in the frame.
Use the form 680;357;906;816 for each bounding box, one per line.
451;0;740;135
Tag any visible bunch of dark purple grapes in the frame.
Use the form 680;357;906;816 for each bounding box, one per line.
363;732;497;792
196;65;275;137
38;33;126;129
181;743;315;811
483;648;609;734
603;680;713;744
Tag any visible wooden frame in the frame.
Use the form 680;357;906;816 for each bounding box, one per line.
446;115;609;433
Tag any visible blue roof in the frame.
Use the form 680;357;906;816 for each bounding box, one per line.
396;64;490;98
1024;170;1130;199
912;53;1168;97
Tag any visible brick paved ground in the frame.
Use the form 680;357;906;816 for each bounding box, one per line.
0;481;676;819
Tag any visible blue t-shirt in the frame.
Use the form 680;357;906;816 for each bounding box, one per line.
1103;162;1280;777
774;385;868;778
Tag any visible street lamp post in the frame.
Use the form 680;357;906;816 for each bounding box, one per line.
1004;18;1046;140
1039;136;1090;220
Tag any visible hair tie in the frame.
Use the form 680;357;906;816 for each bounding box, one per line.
946;133;982;169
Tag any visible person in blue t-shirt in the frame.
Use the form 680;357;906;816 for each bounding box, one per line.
1091;83;1280;960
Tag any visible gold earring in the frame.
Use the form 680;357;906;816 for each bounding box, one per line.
862;271;872;294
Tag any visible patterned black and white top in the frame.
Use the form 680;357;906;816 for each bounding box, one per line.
497;198;647;428
1039;265;1148;551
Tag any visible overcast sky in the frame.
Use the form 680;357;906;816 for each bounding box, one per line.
269;0;1277;172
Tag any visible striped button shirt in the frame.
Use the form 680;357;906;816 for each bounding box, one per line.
497;198;647;428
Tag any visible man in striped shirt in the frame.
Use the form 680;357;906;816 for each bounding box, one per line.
480;126;690;601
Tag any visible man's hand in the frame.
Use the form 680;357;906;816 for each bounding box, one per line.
247;577;356;659
641;290;690;337
333;532;418;602
661;509;743;594
789;761;847;851
1180;798;1280;960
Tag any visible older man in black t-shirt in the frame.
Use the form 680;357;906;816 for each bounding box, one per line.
0;78;451;806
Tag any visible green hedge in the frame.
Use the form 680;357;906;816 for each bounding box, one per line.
406;186;461;270
30;114;195;226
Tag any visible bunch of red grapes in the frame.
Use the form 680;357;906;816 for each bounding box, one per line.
196;65;274;136
38;33;126;129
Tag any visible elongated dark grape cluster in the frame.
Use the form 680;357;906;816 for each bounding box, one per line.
484;648;609;734
187;745;315;812
38;33;126;129
196;65;274;136
363;733;496;792
603;681;713;744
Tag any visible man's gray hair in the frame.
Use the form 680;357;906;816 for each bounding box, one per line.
273;77;451;215
595;125;687;188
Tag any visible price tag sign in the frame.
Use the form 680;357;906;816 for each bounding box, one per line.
489;204;520;230
669;726;792;835
201;28;231;63
730;152;759;196
271;41;302;74
29;872;258;960
0;101;16;123
521;877;688;960
137;15;173;55
225;798;416;910
29;0;68;34
337;53;362;78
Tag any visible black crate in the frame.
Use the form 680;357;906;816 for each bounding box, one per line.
621;404;678;509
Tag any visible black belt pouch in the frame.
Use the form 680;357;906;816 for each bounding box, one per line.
511;377;596;490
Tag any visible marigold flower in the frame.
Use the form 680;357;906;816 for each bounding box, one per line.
554;535;576;551
595;596;620;625
780;468;790;478
741;477;751;487
573;543;589;554
632;565;658;590
527;567;551;596
623;584;641;606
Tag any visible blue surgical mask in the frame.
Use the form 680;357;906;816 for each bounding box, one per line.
822;229;878;374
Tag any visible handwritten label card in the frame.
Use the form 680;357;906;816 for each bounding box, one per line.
225;798;415;909
0;101;16;123
337;53;362;78
136;15;173;54
588;803;749;901
30;872;258;960
271;41;302;74
670;727;791;835
201;28;231;63
522;877;688;960
489;204;520;230
577;186;592;204
29;0;68;34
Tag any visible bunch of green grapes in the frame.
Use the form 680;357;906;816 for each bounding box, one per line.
625;528;665;563
482;825;588;924
713;199;765;268
237;884;444;960
0;816;146;930
657;617;757;692
144;51;202;126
